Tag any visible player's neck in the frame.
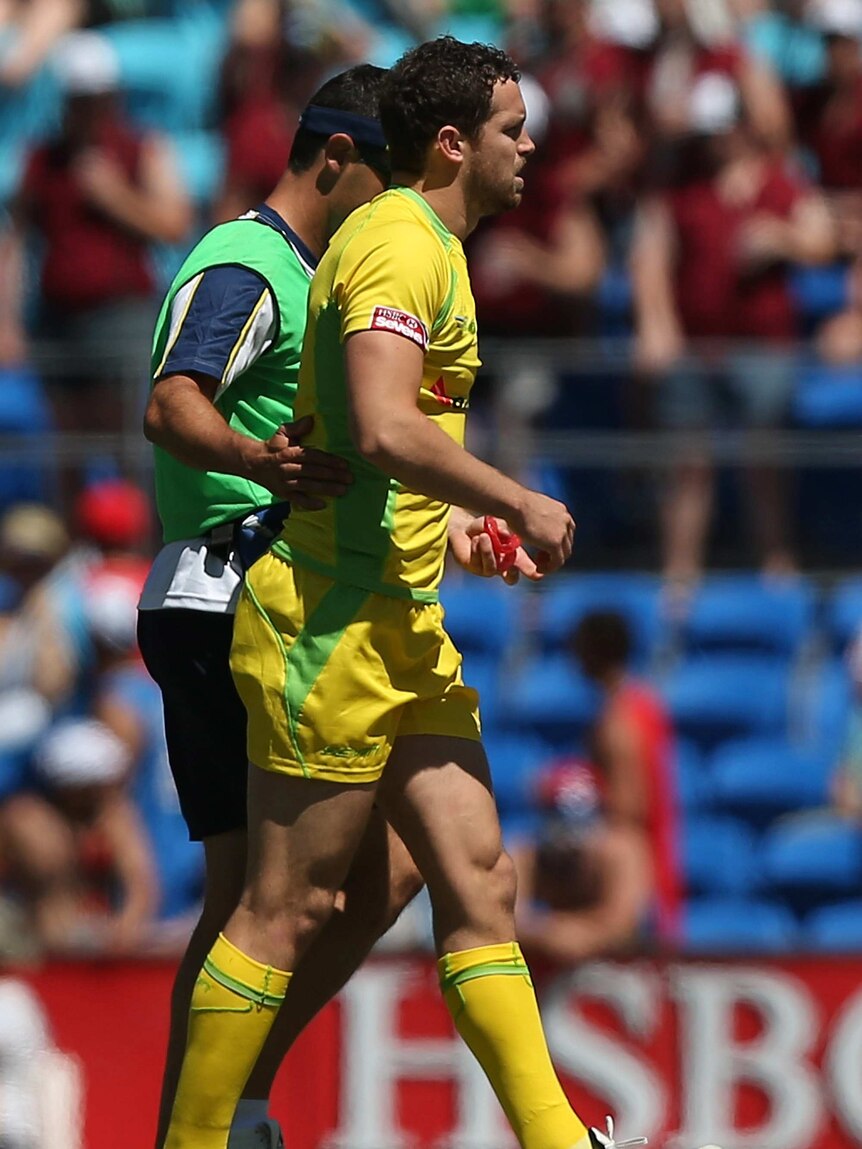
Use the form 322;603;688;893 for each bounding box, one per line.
265;174;328;259
392;172;472;241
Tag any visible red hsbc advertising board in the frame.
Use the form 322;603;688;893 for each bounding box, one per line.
4;955;862;1149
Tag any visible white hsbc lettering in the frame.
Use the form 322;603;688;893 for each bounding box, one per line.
325;964;513;1149
328;961;862;1149
370;306;428;349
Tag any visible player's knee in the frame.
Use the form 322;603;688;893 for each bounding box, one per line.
242;879;339;958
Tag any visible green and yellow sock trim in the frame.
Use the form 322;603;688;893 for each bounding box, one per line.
195;932;290;1012
438;941;533;1007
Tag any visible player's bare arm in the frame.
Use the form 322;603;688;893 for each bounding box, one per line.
345;329;574;572
144;371;352;510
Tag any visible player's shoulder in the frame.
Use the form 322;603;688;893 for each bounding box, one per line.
337;188;451;259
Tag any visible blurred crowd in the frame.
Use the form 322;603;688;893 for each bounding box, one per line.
1;0;862;572
2;0;862;964
0;482;203;962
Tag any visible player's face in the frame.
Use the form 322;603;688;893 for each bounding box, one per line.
466;79;535;219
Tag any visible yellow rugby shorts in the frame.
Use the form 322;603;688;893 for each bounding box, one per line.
229;551;481;783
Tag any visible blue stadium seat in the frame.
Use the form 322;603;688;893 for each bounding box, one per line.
805;900;862;952
675;739;711;812
761;814;862;909
440;577;520;658
103;17;227;132
458;652;501;727
597;264;633;329
483;732;553;814
0;367;55;508
791;264;849;321
681;575;814;657
661;655;790;749
793;362;862;428
168;130;224;205
681;814;760;896
710;738;832;827
800;657;852;760
827;578;862;652
682;897;798;954
0;141;24;206
536;573;662;666
501;654;599;749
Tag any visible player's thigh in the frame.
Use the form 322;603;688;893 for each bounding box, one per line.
244;765;379;908
377;734;507;902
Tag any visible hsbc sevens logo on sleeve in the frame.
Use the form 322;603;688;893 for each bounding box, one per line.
370;306;429;351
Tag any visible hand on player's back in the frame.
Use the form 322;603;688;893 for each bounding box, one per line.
511;492;575;574
247;415;353;510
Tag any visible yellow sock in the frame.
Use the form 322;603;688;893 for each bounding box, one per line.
439;942;588;1149
165;933;290;1149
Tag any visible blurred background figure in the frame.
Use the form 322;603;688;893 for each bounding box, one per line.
85;562;203;944
570;609;682;944
0;715;158;956
0;479;152;720
0;0;83;89
214;0;361;220
632;69;834;588
512;758;654;965
797;0;862;363
0;30;191;453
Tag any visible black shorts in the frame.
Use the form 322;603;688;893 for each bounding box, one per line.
137;609;248;841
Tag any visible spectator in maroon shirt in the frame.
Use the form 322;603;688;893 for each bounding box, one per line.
796;0;862;364
0;31;191;450
631;70;834;590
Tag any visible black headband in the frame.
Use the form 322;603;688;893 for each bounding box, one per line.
298;105;388;150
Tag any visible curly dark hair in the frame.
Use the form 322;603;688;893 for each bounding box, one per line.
380;36;520;175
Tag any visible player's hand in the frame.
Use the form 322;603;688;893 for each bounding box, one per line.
511;492;575;574
449;514;542;584
246;415;353;510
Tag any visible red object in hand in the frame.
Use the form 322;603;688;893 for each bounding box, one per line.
483;516;521;573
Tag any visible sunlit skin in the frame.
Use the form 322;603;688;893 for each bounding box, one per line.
465;78;535;220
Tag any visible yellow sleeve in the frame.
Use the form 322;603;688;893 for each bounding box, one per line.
336;221;449;352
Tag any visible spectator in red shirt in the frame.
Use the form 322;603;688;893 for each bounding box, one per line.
0;31;191;450
570;609;683;945
632;70;834;587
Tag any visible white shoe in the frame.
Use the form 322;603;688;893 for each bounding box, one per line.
588;1115;649;1149
227;1119;285;1149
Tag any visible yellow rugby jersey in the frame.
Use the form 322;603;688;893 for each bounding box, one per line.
274;186;480;602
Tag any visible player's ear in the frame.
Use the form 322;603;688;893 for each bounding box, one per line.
437;125;465;165
321;132;356;175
